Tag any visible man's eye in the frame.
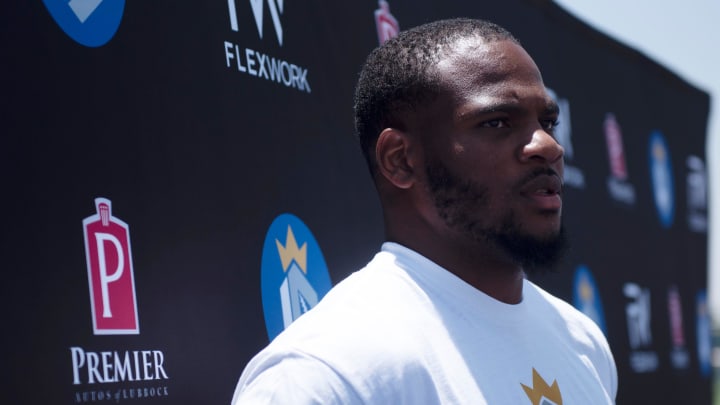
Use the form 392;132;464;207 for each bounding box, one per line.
481;119;507;128
542;120;560;131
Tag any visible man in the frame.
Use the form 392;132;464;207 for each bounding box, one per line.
232;18;617;404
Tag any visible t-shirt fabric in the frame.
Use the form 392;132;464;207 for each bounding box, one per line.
232;242;617;404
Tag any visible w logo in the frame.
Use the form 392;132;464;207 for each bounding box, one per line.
228;0;285;45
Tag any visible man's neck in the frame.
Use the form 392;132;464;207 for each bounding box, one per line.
385;228;525;304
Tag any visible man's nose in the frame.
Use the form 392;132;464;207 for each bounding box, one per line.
520;128;564;164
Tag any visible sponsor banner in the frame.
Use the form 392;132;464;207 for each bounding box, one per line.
4;0;710;402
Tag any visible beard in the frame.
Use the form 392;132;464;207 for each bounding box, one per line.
426;160;567;273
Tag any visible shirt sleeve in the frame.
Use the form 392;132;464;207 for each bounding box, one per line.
230;350;364;405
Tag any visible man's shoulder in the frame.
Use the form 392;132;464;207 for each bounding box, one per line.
234;288;438;404
261;253;435;359
524;279;618;395
525;280;609;342
231;248;455;404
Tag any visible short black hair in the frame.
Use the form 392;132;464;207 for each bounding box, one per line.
353;18;518;174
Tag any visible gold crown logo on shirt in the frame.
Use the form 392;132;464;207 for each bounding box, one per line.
521;368;563;405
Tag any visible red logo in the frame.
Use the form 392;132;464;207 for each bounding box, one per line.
374;1;399;45
668;286;685;347
82;198;139;335
604;113;628;180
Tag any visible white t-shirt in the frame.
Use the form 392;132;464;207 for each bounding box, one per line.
232;242;617;404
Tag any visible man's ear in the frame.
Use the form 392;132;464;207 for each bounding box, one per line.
375;128;418;189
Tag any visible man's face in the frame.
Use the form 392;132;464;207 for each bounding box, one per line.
410;38;566;269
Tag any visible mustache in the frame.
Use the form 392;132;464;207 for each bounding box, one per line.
517;167;563;190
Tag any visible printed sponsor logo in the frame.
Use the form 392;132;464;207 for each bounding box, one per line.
246;0;284;45
521;368;562;405
261;213;332;340
686;155;708;232
604;113;636;204
43;0;125;47
667;286;689;369
70;347;169;393
374;1;399;45
648;131;675;228
224;0;311;93
73;198;170;403
696;291;712;377
546;88;584;188
624;282;658;372
83;198;139;335
572;265;607;334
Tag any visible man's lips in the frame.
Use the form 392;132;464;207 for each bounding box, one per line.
520;171;563;211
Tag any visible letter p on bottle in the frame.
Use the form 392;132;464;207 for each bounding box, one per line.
95;232;125;318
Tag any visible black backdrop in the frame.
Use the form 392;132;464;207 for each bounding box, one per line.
1;0;712;403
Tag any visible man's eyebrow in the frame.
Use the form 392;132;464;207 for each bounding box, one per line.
456;101;523;120
544;101;560;115
457;100;560;121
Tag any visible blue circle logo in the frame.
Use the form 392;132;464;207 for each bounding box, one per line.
43;0;125;47
260;214;332;341
648;131;675;228
572;265;607;334
696;291;712;377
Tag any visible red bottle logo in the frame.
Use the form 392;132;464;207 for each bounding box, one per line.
82;198;139;335
374;1;399;45
604;113;628;180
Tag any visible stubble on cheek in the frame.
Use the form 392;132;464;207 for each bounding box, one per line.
425;160;567;270
425;161;491;237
